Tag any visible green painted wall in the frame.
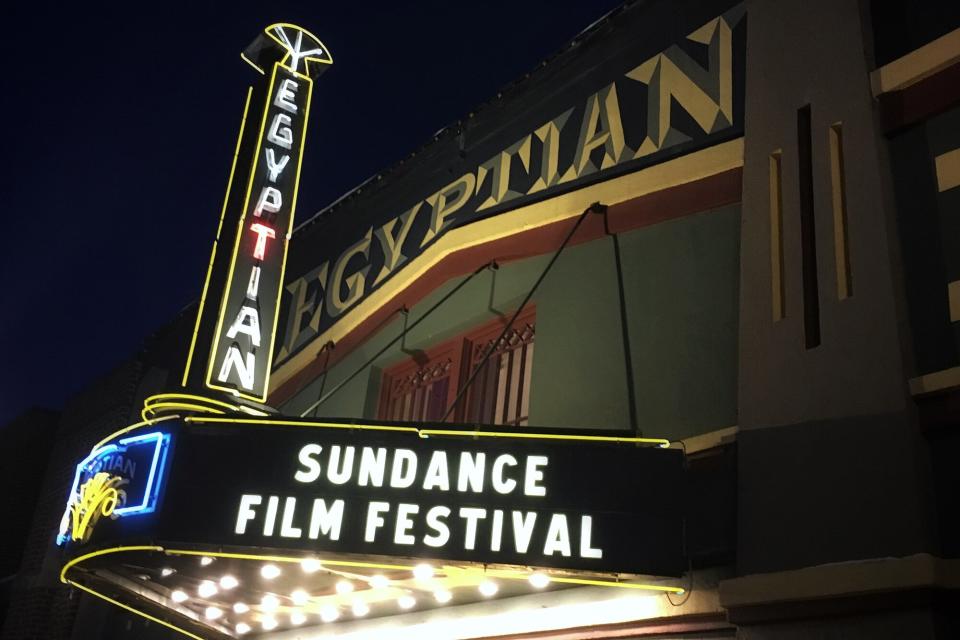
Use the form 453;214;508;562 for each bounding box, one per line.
280;204;740;442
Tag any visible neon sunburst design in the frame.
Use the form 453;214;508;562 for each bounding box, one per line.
264;23;333;75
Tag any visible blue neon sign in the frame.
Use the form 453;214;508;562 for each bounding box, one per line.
57;431;171;545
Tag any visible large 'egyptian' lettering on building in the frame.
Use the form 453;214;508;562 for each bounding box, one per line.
278;4;745;363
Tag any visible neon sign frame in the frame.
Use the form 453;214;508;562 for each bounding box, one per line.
57;431;171;545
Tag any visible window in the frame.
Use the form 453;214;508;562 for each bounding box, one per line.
378;307;536;425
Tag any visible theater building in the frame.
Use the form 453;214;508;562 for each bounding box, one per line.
3;0;960;639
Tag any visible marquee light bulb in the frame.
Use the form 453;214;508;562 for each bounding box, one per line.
233;602;249;614
352;600;370;617
398;595;416;610
479;580;498;597
529;572;551;589
301;557;322;573
413;564;434;581
170;590;188;603
369;574;390;589
434;589;452;604
205;606;223;620
236;622;251;635
291;611;307;626
262;616;278;631
220;575;239;590
291;589;309;605
320;605;340;622
335;580;354;595
160;567;175;577
197;581;218;598
261;594;280;612
200;556;214;566
261;564;282;580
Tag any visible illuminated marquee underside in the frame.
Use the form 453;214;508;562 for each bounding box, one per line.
58;413;685;639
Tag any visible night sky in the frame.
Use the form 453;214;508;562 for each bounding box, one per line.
0;1;623;425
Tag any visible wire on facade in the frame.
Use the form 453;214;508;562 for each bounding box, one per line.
441;203;606;423
602;208;641;436
309;341;336;417
298;262;496;417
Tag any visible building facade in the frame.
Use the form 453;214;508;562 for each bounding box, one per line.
3;0;960;638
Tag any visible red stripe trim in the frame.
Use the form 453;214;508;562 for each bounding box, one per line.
879;60;960;134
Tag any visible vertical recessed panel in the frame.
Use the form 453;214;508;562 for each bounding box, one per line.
829;123;853;299
770;150;786;321
798;105;822;348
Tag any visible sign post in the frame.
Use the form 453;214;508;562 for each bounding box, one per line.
181;24;332;405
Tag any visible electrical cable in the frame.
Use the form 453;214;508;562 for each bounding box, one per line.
309;342;335;417
441;203;604;423
298;261;495;417
603;208;640;436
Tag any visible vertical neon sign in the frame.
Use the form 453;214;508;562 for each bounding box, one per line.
190;25;331;402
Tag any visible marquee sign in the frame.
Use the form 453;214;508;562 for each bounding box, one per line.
61;417;685;578
55;15;695;640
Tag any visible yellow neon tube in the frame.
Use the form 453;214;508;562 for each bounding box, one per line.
140;402;225;422
60;545;163;584
240;51;265;75
144;393;240;412
205;62;302;403
183;416;671;446
66;581;204;640
420;429;670;446
184;415;422;435
88;416;179;454
181;86;254;388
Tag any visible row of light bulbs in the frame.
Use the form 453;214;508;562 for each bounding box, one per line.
164;556;552;634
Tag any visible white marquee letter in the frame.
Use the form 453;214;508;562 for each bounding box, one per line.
263;495;280;537
423;451;450;491
365;502;390;542
491;454;518;494
395;503;419;545
265;148;290;182
309;499;344;541
458;452;486;493
459;507;487;550
274;78;300;113
267;112;293;149
424;506;451;548
217;345;255;390
358;447;387;487
294;444;323;483
524;455;548;497
327;446;355;485
580;515;603;559
235;494;262;534
390;449;417;488
254;186;283;218
512;511;537;553
280;497;302;538
543;514;571;557
226;306;261;347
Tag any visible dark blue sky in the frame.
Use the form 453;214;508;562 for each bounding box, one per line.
0;1;622;425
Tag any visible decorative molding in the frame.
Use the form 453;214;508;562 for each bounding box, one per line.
720;553;960;612
870;27;960;96
909;366;960;396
